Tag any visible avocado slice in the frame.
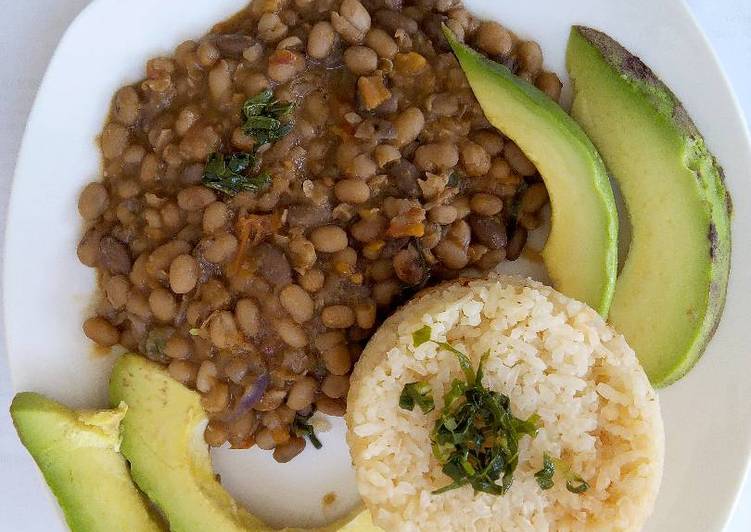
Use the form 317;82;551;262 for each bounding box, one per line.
9;392;162;532
109;354;378;532
443;27;618;315
567;27;731;387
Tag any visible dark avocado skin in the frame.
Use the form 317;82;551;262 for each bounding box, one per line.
568;26;731;387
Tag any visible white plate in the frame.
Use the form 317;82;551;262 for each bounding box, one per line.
4;0;751;530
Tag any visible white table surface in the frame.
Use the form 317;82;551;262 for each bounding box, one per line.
0;1;749;530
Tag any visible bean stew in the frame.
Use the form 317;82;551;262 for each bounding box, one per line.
78;0;555;462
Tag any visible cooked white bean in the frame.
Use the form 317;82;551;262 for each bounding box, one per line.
309;225;348;253
308;21;336;59
235;298;261;338
275;318;308;348
279;284;315;323
169;254;199;294
322;305;355;329
83;317;119;347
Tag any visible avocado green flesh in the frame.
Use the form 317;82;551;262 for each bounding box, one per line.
567;27;731;387
109;354;378;532
110;353;269;532
10;392;162;532
444;28;618;315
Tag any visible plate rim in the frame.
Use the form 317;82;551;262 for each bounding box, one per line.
674;4;751;527
4;0;751;529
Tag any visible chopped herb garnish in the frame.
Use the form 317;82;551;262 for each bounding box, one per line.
566;476;589;494
242;89;295;120
512;413;541;436
202;89;294;196
534;453;556;490
402;326;541;496
242;89;275;116
141;327;172;363
435;341;475;383
404;325;587;497
534;452;589;494
447;170;461;188
241;88;295;146
292;413;322;449
412;325;433;347
399;382;435;413
244;115;281;131
202;152;271;196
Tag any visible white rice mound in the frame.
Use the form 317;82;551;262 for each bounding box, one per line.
346;276;664;532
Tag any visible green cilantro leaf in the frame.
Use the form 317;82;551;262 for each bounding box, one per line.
241;89;295;146
534;453;556;490
202;152;271;196
399;382;435;413
412;325;433;347
292;413;322;450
